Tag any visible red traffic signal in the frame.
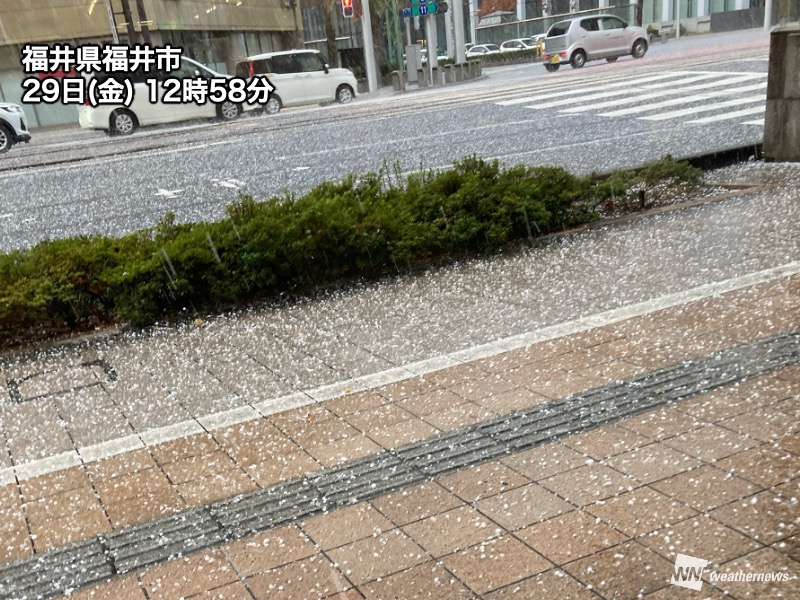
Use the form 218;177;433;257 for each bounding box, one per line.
342;0;354;17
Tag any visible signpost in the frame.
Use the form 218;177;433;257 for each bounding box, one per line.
402;3;438;17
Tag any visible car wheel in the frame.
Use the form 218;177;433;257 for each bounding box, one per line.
264;95;281;115
632;39;648;59
544;63;560;72
0;124;11;154
217;100;242;121
606;57;618;63
336;85;354;104
570;50;586;69
109;108;137;135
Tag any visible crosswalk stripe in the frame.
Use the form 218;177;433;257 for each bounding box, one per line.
641;73;765;92
559;90;681;113
639;94;766;121
494;71;700;105
740;119;765;126
600;83;767;117
687;106;766;124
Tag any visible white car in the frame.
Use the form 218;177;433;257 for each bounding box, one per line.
465;44;501;58
500;39;535;52
78;57;259;135
235;50;357;115
0;102;31;153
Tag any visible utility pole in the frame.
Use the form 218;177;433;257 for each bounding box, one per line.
360;0;378;92
133;0;152;45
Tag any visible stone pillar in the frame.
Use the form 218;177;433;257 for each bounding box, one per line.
763;24;800;162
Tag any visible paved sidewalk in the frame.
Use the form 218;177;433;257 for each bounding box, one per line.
0;162;799;598
0;270;797;599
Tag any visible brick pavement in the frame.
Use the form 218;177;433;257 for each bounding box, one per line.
0;271;798;599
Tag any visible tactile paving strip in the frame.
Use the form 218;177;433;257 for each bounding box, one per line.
1;330;797;599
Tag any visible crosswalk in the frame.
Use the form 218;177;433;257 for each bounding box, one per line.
495;70;767;127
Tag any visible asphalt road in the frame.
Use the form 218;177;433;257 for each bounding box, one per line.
0;28;771;252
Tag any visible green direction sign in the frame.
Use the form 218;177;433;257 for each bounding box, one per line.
403;3;438;16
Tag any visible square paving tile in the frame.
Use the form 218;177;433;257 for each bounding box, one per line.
441;534;552;595
139;550;238;600
105;490;186;529
245;450;321;488
710;490;800;545
616;407;702;441
539;463;639;506
301;503;393;550
562;540;674;599
176;469;258;506
160;450;242;485
95;467;174;505
19;466;91;502
586;486;698;538
421;401;496;432
719;408;800;443
445;374;519;403
303;432;383;468
216;419;301;468
484;568;603;599
515;509;628;566
639;514;763;567
472;387;551;415
223;525;317;578
500;443;588;481
29;507;111;552
185;580;253;599
660;423;762;462
395;389;468;418
342;403;415;432
326;529;427;586
438;461;531;503
712;547;800;599
87;449;156;482
245;553;350;599
402;505;502;557
475;482;574;531
358;561;475;599
366;419;440;450
64;574;146;600
371;481;464;526
606;442;702;485
716;444;800;489
0;513;33;563
324;391;387;418
650;465;761;512
150;433;221;465
562;425;651;460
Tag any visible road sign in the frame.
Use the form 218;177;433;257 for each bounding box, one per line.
402;2;437;16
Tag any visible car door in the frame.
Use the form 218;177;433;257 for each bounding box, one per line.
599;16;629;56
268;54;306;106
297;52;332;103
577;18;603;58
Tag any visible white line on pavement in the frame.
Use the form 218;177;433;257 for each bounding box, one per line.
1;260;798;486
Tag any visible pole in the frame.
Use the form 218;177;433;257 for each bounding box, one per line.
360;0;378;93
468;0;477;45
454;0;467;63
425;13;438;83
105;0;119;43
675;0;680;40
133;0;152;45
763;0;773;29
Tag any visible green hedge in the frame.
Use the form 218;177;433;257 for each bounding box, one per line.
0;156;701;347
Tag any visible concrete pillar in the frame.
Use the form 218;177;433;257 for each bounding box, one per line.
763;24;800;162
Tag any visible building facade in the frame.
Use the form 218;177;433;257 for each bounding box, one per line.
0;0;302;127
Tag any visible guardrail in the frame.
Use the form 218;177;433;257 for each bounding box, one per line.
476;3;638;46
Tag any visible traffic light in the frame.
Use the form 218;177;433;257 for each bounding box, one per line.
342;0;354;17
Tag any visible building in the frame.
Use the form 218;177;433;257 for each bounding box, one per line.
0;0;302;127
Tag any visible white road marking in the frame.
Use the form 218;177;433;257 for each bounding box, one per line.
638;94;767;121
1;260;797;485
687;105;766;123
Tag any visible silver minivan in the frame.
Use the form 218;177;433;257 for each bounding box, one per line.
542;14;648;72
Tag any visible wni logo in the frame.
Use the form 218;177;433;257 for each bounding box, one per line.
671;553;709;591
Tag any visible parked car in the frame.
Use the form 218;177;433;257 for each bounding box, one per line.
500;39;535;52
466;44;501;58
78;57;258;135
542;14;648;72
0;102;31;153
235;49;357;115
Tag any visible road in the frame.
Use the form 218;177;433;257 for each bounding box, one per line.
0;28;771;252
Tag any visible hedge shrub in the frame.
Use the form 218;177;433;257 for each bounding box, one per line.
0;155;701;347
